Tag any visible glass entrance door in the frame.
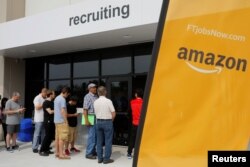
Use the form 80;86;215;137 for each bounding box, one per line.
106;77;132;146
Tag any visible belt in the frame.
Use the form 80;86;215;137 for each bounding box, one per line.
97;119;112;121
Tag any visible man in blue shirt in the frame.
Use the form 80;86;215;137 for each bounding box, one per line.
54;87;70;159
83;83;98;159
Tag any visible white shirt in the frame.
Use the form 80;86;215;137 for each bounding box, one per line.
33;94;45;122
94;96;115;119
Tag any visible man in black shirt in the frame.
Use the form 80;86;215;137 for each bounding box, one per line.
40;90;55;156
65;96;80;156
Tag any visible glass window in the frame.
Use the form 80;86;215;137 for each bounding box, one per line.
74;61;99;78
49;80;70;93
49;63;70;79
73;79;99;107
135;55;151;73
102;57;131;76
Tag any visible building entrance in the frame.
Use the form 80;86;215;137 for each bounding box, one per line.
106;77;132;145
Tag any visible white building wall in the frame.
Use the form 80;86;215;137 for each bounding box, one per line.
0;0;7;23
25;0;87;16
4;58;25;105
0;56;4;98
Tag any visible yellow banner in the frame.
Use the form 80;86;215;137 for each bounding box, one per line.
135;0;250;167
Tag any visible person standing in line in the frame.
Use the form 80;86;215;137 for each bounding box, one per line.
54;87;71;159
83;83;98;159
94;86;116;164
65;96;80;156
39;90;56;156
127;88;143;159
5;92;25;152
32;88;47;153
0;97;8;148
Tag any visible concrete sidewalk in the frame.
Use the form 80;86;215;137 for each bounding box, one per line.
0;141;133;167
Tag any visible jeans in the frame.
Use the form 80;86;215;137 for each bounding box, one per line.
85;125;97;156
32;122;45;150
127;125;138;155
96;120;113;161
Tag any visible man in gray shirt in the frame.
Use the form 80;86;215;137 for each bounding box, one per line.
5;92;25;152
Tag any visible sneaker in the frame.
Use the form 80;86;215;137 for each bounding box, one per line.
45;150;54;154
33;149;39;153
70;147;80;153
65;149;70;156
12;145;19;150
86;154;97;159
6;147;14;153
103;159;114;164
127;154;132;159
39;151;49;156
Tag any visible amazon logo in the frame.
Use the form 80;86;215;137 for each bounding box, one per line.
177;47;248;74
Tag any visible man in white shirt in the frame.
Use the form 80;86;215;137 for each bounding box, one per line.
94;86;116;164
32;88;47;153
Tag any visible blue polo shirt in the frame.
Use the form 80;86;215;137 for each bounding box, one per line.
54;95;66;124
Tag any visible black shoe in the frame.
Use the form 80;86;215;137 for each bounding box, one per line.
103;159;114;164
45;150;54;154
86;154;97;159
6;147;14;153
12;145;19;150
98;159;103;163
33;149;39;153
39;152;49;156
93;152;97;156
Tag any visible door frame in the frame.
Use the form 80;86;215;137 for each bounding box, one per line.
105;76;132;103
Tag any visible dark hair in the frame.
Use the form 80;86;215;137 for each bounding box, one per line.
69;96;78;102
61;87;71;94
134;88;143;98
1;97;8;109
46;89;54;98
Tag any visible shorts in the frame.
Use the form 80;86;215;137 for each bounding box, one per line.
68;127;77;143
55;123;69;142
7;124;20;134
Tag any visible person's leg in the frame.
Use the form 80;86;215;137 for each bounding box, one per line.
86;125;97;157
32;122;43;150
55;124;59;156
70;127;75;148
64;126;71;156
40;123;49;153
127;126;134;155
58;123;70;159
96;122;104;162
6;133;11;148
6;125;13;148
131;125;138;154
12;133;17;146
3;123;7;146
103;121;114;162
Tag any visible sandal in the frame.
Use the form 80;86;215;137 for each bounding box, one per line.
58;155;71;160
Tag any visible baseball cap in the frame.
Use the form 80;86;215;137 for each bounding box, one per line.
88;83;96;89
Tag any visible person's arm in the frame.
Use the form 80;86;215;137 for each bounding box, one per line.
111;112;116;121
5;108;25;115
46;108;54;114
83;96;91;126
108;100;116;121
61;107;68;124
67;113;79;117
35;104;43;110
83;109;90;126
34;97;43;110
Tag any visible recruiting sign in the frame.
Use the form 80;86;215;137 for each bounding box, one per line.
134;0;250;167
